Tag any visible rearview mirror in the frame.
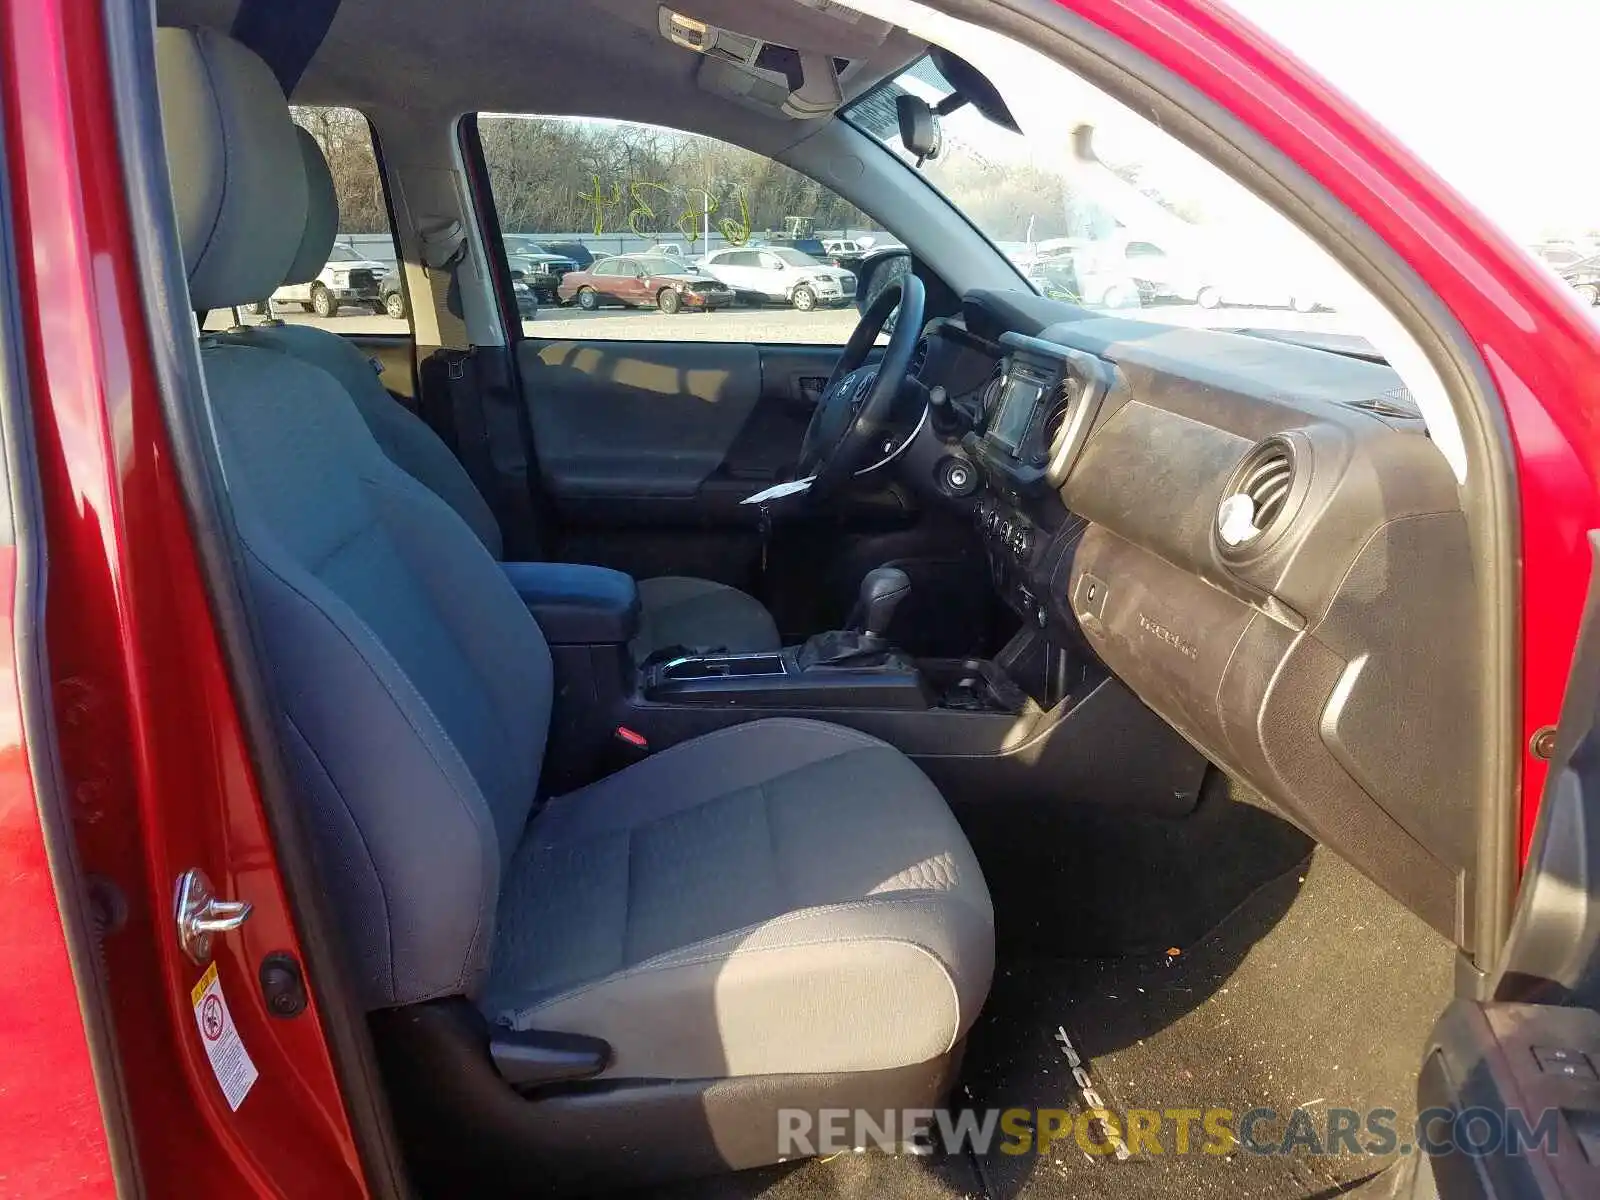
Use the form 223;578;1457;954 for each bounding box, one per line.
896;94;942;165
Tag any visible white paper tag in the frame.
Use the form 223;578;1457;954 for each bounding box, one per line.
190;961;259;1111
740;476;815;505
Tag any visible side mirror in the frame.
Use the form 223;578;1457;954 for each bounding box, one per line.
510;269;525;281
895;94;942;166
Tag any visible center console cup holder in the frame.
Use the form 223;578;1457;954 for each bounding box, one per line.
658;653;787;681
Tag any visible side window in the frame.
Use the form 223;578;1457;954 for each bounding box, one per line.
201;106;406;336
478;115;883;343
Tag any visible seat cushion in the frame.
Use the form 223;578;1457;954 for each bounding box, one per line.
481;718;993;1079
632;575;780;660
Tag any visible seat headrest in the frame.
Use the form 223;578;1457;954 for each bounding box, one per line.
155;28;308;311
284;127;340;286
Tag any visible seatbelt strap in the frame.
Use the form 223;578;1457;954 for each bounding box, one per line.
416;221;545;559
419;220;471;353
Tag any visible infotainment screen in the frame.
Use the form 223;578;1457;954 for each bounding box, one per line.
990;376;1044;454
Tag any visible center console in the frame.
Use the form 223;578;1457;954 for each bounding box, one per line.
639;566;979;711
508;324;1208;821
517;554;1205;822
642;648;929;709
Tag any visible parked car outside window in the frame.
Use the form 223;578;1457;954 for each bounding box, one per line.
555;253;734;313
697;246;856;310
267;242;387;317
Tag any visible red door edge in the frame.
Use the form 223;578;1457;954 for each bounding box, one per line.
1;0;373;1193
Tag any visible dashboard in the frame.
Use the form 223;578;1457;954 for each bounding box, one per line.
907;289;1487;952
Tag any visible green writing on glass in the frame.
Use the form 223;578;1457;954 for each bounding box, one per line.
580;177;750;246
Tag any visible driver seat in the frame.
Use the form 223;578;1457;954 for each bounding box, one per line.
230;127;779;660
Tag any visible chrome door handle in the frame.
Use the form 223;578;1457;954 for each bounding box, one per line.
174;868;252;964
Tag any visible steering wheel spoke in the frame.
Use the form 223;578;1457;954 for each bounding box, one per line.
797;275;927;502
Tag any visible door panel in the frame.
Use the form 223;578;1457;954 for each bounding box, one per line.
518;338;768;499
514;337;855;589
1403;533;1600;1200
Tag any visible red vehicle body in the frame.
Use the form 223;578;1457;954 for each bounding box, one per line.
556;253;735;312
0;0;1595;1196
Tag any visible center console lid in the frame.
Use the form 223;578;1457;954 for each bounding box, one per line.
502;562;640;645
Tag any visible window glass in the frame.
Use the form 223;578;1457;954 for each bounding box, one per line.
478;115;882;343
846;55;1391;341
842;42;1461;476
202;106;406;334
635;256;695;275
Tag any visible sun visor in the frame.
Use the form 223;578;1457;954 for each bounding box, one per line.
659;0;893;57
660;5;881;119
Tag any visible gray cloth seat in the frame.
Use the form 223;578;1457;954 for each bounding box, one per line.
485;718;992;1078
157;23;991;1090
232;128;777;658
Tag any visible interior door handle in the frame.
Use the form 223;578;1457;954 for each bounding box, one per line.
174;868;253;964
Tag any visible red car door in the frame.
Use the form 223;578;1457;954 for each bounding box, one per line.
0;0;387;1195
617;259;648;306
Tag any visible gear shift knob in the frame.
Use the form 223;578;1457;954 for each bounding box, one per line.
857;567;911;638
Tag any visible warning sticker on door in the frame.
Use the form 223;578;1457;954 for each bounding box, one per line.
190;961;259;1111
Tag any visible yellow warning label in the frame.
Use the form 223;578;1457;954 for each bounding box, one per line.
190;959;258;1111
190;960;218;1007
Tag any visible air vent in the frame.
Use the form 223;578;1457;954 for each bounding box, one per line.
908;336;929;378
1040;377;1079;451
1217;439;1296;550
980;364;1007;424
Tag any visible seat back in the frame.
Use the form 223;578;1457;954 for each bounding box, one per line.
233;128;505;558
157;27;551;1008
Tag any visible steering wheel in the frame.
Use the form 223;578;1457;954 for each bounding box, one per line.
796;273;926;501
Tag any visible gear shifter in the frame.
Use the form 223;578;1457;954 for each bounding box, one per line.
853;567;911;638
799;567;912;669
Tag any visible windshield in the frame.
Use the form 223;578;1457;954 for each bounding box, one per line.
844;52;1382;349
328;244;365;262
769;248;821;267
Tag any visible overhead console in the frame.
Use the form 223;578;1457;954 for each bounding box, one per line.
951;296;1487;953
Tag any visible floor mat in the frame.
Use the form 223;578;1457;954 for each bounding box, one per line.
957;847;1457;1199
616;1150;986;1200
963;772;1315;960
